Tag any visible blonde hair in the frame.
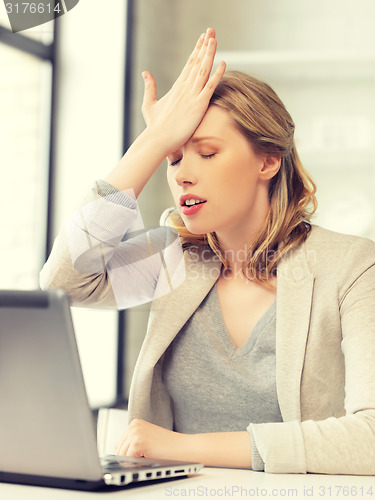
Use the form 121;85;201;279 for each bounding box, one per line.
169;71;317;285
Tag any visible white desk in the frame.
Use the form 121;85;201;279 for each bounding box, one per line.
1;467;375;499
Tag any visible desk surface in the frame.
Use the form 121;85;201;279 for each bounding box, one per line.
1;467;375;499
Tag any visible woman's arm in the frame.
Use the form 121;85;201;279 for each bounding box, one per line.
40;29;226;306
115;419;252;468
40;181;186;308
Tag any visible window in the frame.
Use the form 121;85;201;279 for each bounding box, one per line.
0;3;56;286
0;42;52;289
0;1;131;409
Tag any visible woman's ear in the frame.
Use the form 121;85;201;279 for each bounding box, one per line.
259;155;281;181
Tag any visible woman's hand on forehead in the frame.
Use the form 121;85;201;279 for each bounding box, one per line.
141;27;226;157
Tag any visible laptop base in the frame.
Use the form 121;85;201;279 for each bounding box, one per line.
0;471;106;491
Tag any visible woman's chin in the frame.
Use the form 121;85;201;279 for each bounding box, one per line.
182;218;214;236
177;207;217;235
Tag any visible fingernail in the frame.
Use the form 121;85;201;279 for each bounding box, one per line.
200;33;205;41
142;72;147;80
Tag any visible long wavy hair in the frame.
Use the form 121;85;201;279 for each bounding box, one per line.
168;71;317;285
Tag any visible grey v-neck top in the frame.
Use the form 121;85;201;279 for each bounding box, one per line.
162;282;282;437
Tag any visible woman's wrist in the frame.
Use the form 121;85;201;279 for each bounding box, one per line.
104;126;170;196
182;431;252;468
139;124;174;159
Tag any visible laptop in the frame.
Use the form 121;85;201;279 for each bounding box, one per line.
0;289;203;490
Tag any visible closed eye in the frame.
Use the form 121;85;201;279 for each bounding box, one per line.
169;158;182;166
200;153;216;160
169;153;216;166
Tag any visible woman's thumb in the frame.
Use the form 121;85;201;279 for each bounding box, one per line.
142;71;157;112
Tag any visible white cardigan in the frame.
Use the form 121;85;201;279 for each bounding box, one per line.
40;184;375;474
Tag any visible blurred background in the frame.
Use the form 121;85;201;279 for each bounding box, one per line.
1;0;375;410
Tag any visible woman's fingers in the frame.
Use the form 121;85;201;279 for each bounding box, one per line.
138;27;225;153
200;59;227;100
115;426;132;456
115;420;147;458
187;29;216;86
179;28;216;83
115;435;130;456
178;32;205;82
192;37;218;92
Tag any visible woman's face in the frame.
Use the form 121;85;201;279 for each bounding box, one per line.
167;105;272;242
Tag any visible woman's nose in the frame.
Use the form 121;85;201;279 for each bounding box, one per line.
174;160;197;187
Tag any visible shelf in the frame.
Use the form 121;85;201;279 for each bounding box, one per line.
215;50;375;81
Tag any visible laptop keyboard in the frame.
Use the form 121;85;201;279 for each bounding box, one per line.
100;455;161;470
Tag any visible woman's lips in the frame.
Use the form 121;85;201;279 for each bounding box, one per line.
182;201;207;216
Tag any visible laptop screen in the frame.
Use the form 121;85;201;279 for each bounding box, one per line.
0;289;103;483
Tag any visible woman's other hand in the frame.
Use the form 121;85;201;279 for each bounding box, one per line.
141;28;226;156
114;418;188;461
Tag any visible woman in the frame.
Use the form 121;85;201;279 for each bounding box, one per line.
40;28;375;474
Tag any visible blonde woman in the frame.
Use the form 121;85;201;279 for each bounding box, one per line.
40;28;375;474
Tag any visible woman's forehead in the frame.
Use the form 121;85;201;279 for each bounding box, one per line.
191;106;236;141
